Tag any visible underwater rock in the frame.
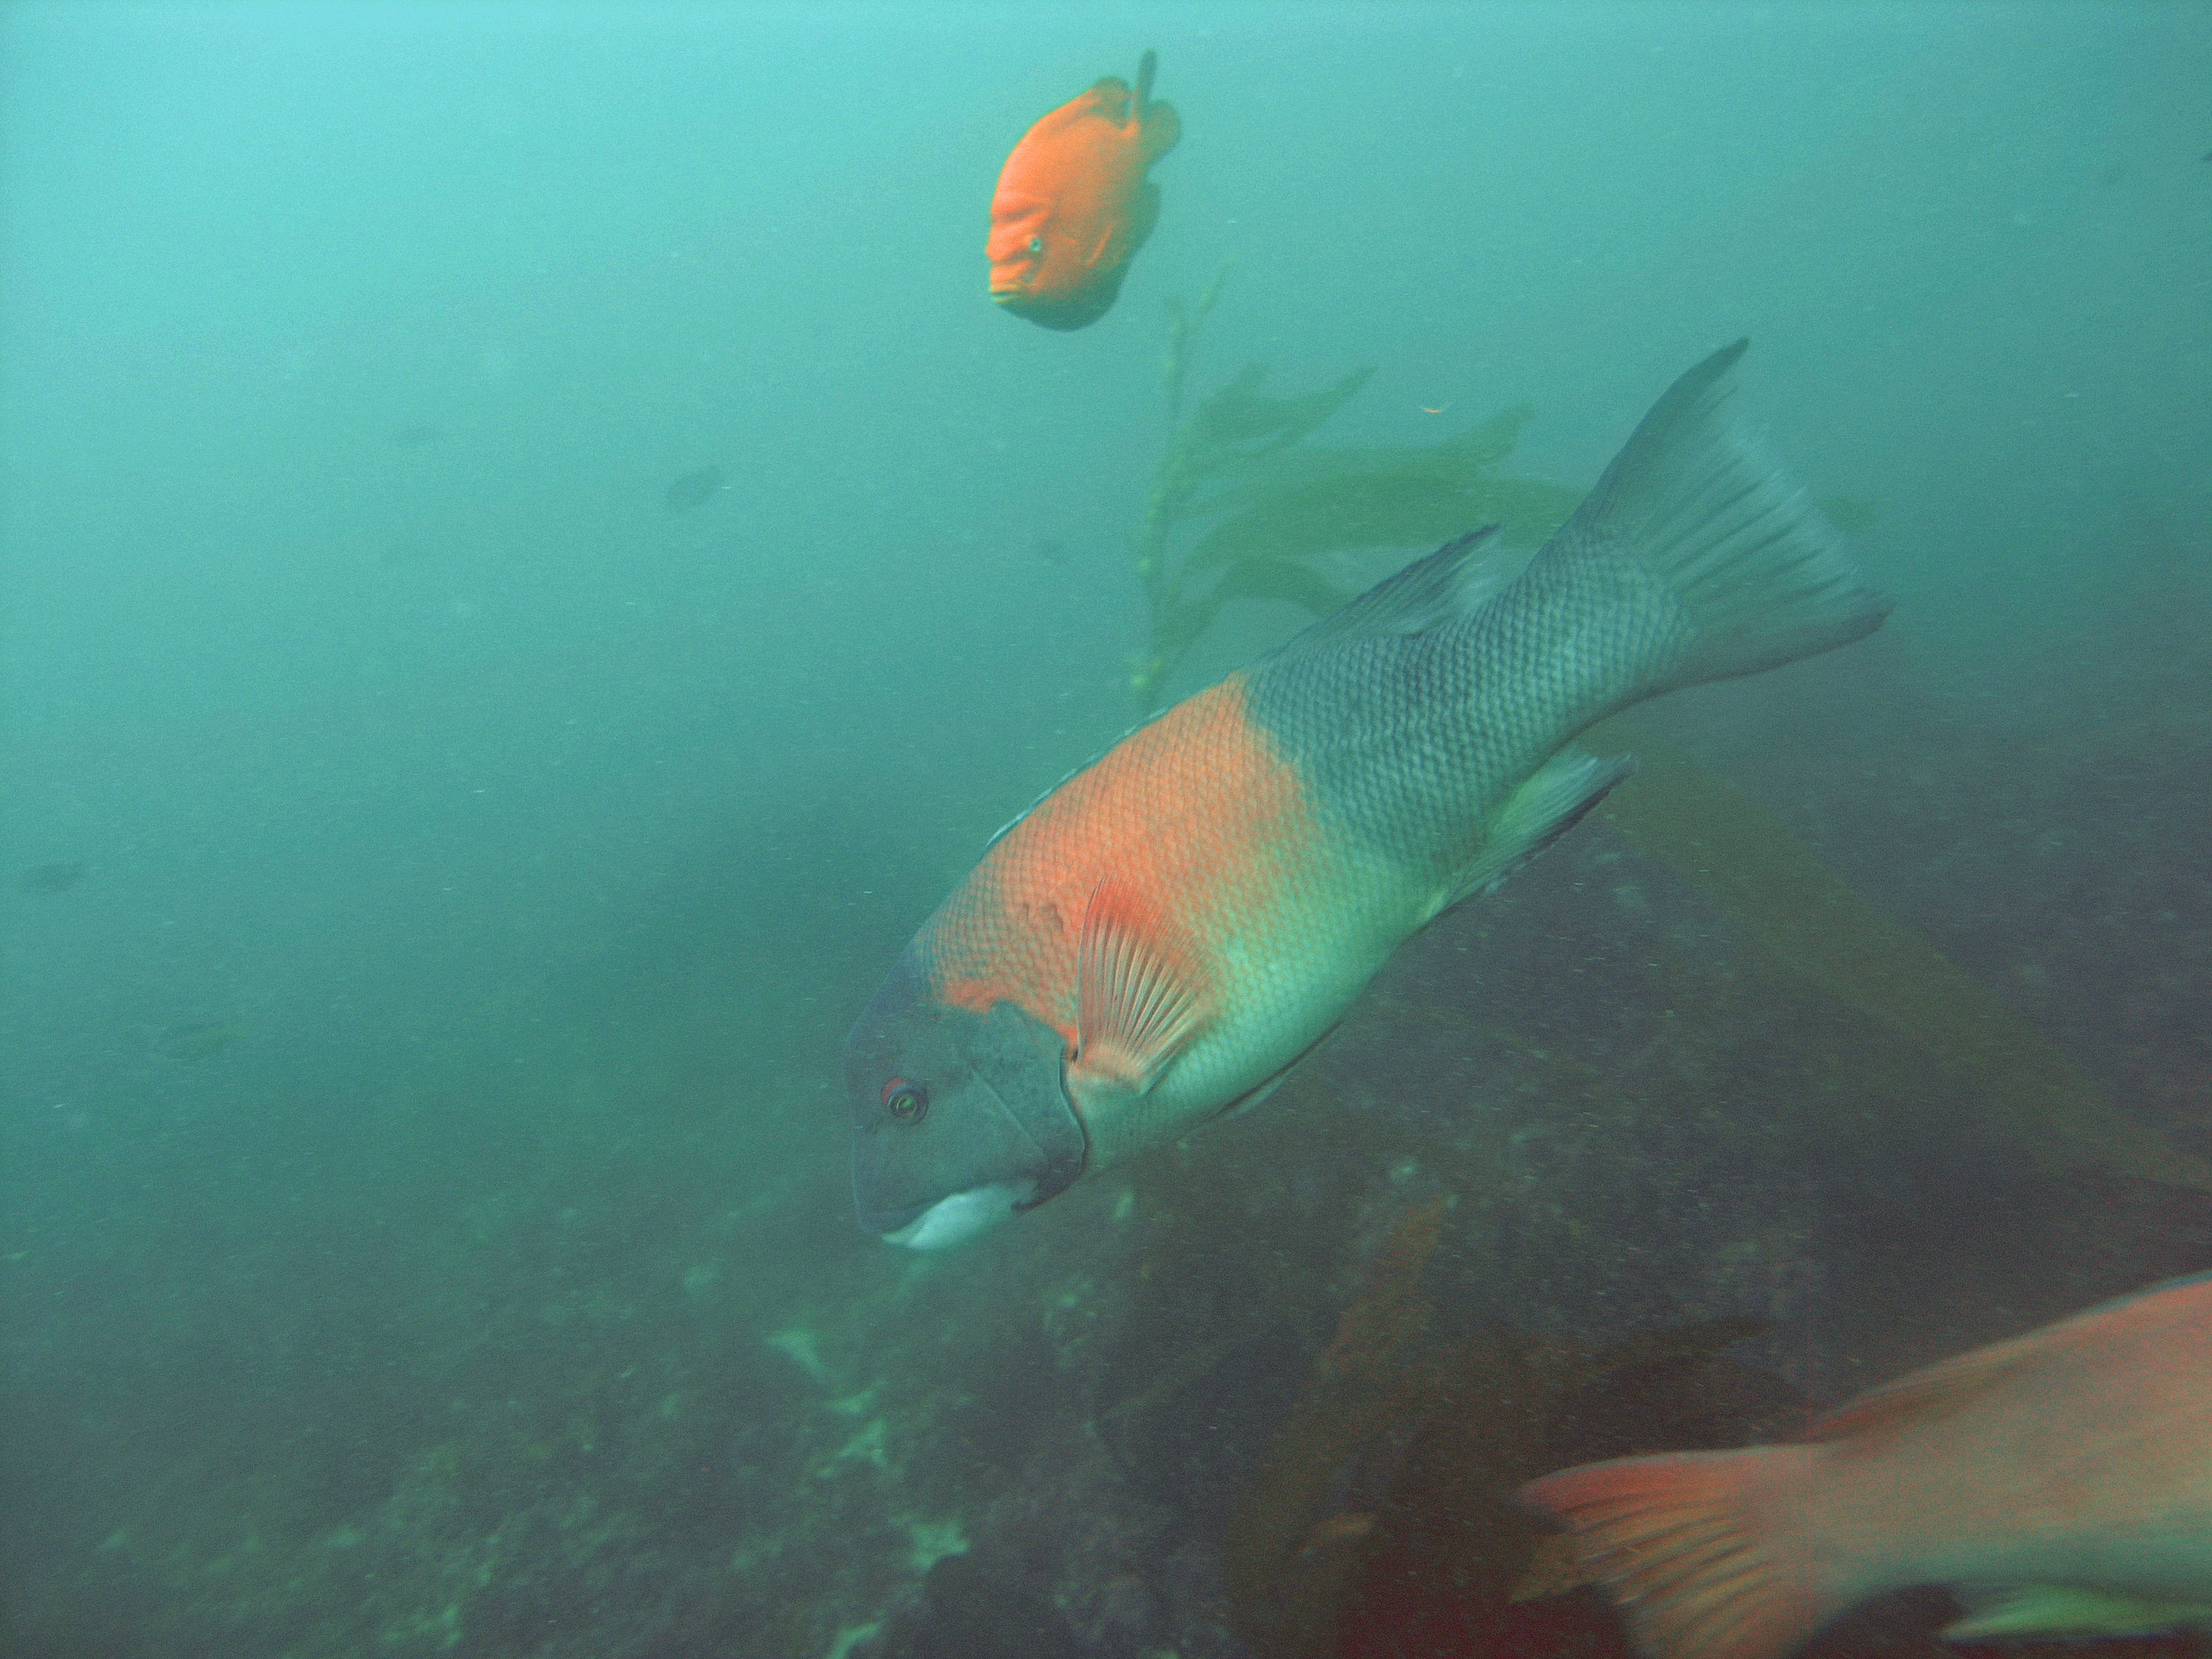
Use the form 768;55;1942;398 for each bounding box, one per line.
1220;1189;1801;1659
892;1545;1087;1658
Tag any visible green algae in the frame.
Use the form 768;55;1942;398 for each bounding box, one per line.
1127;338;1579;707
900;1514;970;1573
1159;259;1232;417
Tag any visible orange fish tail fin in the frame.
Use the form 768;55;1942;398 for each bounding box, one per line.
1141;98;1181;166
1517;1448;1838;1659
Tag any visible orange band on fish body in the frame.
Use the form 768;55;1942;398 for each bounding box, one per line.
924;675;1326;1054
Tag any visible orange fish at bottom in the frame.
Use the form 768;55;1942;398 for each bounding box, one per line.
1520;1271;2212;1659
987;49;1180;330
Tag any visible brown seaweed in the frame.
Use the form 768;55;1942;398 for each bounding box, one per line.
1222;1195;1453;1658
1219;1188;1798;1658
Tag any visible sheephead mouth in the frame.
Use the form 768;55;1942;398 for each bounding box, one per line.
879;1184;1032;1250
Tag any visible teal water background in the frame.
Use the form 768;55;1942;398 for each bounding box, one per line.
4;6;2209;1656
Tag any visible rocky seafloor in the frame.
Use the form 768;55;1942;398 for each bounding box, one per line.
7;631;2212;1659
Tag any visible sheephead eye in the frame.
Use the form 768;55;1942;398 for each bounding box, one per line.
881;1078;928;1123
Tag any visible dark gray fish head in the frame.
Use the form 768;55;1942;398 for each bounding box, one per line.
843;948;1085;1249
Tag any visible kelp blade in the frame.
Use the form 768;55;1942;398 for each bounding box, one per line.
1596;728;2212;1192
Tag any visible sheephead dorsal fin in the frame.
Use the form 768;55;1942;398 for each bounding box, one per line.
1073;878;1208;1093
1804;1330;2045;1447
1810;1270;2212;1450
1267;526;1513;664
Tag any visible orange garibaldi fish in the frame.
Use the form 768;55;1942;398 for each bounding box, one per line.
845;341;1891;1250
987;49;1180;330
1520;1271;2212;1659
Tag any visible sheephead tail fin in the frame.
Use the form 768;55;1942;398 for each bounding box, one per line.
1517;1447;1840;1659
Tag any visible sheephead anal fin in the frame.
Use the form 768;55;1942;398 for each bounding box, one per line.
1434;747;1635;917
1072;878;1208;1094
1946;1584;2212;1641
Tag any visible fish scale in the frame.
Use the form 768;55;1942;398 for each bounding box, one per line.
1247;549;1679;907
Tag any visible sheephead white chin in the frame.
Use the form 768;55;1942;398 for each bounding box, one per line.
885;1183;1029;1251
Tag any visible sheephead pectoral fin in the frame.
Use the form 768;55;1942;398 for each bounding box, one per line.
1072;877;1208;1094
1946;1585;2212;1641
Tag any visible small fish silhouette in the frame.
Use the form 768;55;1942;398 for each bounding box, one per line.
159;1021;241;1063
17;861;87;894
665;466;725;512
